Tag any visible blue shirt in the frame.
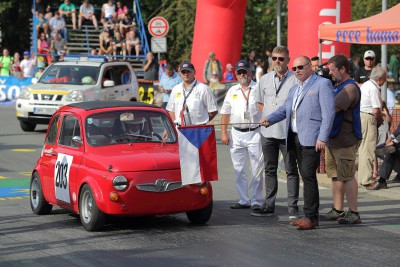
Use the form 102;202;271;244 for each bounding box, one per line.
159;71;182;103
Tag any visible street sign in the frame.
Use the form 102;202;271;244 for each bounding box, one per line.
151;37;167;53
148;17;169;37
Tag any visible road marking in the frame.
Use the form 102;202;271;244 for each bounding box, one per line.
19;172;32;176
0;176;6;179
12;149;36;152
0;196;27;201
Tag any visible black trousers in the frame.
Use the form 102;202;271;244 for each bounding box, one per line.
288;131;321;220
379;150;400;180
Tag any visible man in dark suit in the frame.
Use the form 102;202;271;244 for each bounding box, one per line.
260;56;335;230
367;122;400;190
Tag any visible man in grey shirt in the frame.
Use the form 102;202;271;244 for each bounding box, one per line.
252;46;300;220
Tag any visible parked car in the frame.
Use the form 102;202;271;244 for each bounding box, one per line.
16;57;140;132
29;101;213;231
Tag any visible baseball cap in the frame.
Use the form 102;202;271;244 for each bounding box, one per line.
179;61;195;72
226;63;233;69
235;59;250;72
23;51;30;56
364;50;375;58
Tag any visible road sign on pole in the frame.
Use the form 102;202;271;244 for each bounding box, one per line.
148;17;169;37
151;37;167;53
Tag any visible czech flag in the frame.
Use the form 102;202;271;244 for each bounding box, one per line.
177;125;218;185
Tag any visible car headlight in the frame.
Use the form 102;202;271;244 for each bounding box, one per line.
18;87;31;100
113;175;128;191
65;90;83;102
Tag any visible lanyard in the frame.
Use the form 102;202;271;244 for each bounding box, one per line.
292;85;305;111
272;71;288;96
182;80;197;105
239;86;251;111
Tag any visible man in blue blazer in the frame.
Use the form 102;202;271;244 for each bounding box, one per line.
260;56;335;230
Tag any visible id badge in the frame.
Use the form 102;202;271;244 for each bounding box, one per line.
244;111;250;120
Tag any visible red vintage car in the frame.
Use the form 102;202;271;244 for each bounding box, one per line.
30;101;213;231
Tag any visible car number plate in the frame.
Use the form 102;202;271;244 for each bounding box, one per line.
33;107;57;115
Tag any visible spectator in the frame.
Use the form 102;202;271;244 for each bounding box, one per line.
35;66;45;78
358;65;386;187
119;14;136;37
125;29;140;57
44;4;53;21
255;58;263;83
101;0;116;26
12;52;22;72
35;12;50;39
103;15;118;37
354;50;376;86
38;32;52;66
158;64;182;109
50;32;67;62
32;0;46;17
99;30;113;56
10;64;22;78
247;50;256;81
90;47;98;56
252;46;300;220
223;63;234;82
20;51;37;78
389;50;400;83
322;54;362;224
262;49;272;73
0;48;14;76
49;11;68;40
143;52;158;80
79;0;98;30
116;1;128;21
311;56;319;72
259;55;335;230
166;61;218;126
203;51;222;85
220;59;263;211
112;31;126;60
59;0;77;30
350;54;360;79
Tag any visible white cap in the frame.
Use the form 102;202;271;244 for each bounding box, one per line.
364;50;375;58
226;63;233;69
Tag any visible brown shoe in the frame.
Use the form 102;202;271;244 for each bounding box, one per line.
291;218;306;226
296;218;318;230
366;181;388;190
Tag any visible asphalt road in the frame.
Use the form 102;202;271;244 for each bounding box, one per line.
0;104;399;267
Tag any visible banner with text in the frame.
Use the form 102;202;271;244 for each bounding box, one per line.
0;76;32;105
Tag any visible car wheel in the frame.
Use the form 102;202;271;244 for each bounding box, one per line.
79;184;106;231
186;201;213;225
20;121;36;132
30;172;53;215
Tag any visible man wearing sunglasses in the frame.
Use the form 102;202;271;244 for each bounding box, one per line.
166;61;218;126
354;50;376;86
260;56;335;230
220;60;263;210
252;46;300;220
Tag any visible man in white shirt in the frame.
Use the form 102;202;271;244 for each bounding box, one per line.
358;65;386;186
166;61;218;126
20;51;36;78
220;59;263;210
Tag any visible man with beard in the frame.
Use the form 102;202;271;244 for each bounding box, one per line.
220;60;264;210
166;61;218;126
252;46;300;219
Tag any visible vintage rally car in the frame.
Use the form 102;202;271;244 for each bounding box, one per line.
30;101;213;231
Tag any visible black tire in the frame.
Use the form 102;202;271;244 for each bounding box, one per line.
79;184;106;231
30;172;53;215
20;121;36;132
186;201;213;225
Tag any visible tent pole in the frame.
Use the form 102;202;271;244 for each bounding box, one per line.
381;0;387;103
318;40;322;65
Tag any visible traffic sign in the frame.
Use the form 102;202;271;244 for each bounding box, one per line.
151;37;167;53
148;17;169;37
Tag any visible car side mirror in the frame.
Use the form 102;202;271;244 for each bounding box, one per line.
103;80;115;87
72;136;83;147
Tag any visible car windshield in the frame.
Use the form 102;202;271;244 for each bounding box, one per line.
39;65;100;85
85;110;177;146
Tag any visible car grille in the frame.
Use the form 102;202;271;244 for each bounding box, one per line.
33;94;63;101
136;179;182;192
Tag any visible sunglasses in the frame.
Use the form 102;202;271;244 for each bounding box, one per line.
272;56;285;62
292;62;310;71
236;69;248;75
181;70;192;74
365;57;375;61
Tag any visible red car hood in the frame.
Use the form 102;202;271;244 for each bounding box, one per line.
84;145;180;172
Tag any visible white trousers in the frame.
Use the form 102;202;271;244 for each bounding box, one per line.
229;128;264;206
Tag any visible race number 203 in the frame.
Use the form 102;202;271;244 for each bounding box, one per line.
54;153;73;203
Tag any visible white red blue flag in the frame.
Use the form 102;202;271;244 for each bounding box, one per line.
177;125;218;185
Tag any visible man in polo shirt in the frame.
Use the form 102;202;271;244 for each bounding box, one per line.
354;50;376;86
220;59;263;210
253;46;300;220
166;61;218;126
159;64;182;109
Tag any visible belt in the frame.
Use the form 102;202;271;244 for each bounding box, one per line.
361;112;374;116
233;126;260;132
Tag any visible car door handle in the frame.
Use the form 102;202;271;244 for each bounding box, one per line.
115;90;119;93
125;88;130;91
